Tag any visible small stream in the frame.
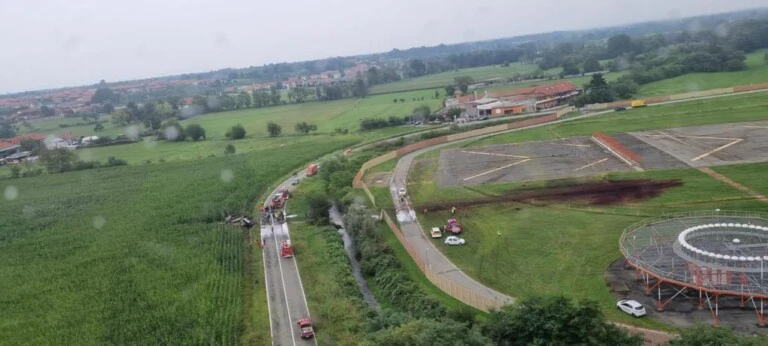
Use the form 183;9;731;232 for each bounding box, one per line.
329;205;380;309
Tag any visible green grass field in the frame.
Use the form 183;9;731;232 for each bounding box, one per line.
0;139;348;345
636;50;768;97
369;63;546;94
414;166;768;330
17;88;442;165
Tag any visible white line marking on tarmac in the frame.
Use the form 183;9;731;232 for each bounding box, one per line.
743;126;768;129
460;150;530;159
642;132;740;141
462;159;531;181
691;139;743;161
271;223;297;346
558;143;592;147
574;158;609;171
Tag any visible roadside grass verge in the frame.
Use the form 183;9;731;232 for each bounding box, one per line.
285;180;369;345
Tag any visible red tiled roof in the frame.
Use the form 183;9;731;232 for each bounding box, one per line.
0;142;20;151
1;133;47;145
457;82;577;104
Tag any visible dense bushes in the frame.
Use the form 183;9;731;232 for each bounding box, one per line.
344;206;447;319
226;124;246;139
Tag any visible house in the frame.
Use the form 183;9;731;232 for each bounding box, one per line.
0;141;20;159
449;82;580;114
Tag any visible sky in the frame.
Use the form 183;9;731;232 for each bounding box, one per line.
0;0;766;94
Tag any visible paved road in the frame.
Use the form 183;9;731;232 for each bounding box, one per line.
261;172;316;346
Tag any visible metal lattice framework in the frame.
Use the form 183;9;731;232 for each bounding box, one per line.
619;210;768;326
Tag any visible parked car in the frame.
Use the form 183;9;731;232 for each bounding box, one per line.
445;236;466;246
617;300;646;317
614;106;627;111
430;227;443;238
398;187;407;197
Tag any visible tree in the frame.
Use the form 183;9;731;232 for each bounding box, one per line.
91;87;116;104
588;73;608;90
192;95;209;110
294;122;318;135
159;120;186;141
9;165;21;178
40;148;78;173
364;318;490;346
219;95;236;111
111;109;132;126
484;296;643;346
185;124;206;141
224;144;236;155
93;122;104;132
237;91;252;109
266;122;282;137
607;33;635;57
446;108;462;118
454;76;474;94
406;59;427;78
352;78;368;98
668;325;764;346
19;139;43;155
40;105;55;117
764;52;768;65
305;193;331;225
434;90;440;98
102;103;115;114
445;85;456;97
0;121;17;139
583;57;603;73
561;57;581;76
366;66;380;86
226;124;246;140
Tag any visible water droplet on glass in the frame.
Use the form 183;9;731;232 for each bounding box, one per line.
93;216;106;229
164;126;179;140
22;205;35;218
143;137;157;150
220;169;234;183
4;185;18;200
127;125;140;139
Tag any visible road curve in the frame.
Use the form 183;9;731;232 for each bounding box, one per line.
261;171;316;346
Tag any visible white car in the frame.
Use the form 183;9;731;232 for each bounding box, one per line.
617;300;646;317
445;236;465;246
398;188;407;197
430;227;442;238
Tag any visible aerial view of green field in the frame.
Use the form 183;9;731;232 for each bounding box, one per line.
0;139;349;345
7;4;768;345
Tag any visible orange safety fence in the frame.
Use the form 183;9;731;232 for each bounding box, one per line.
593;131;640;163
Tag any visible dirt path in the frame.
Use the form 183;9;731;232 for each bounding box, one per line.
698;167;768;202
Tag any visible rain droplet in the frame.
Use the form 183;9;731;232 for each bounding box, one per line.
220;169;234;183
4;185;18;200
143;137;157;150
22;205;35;218
127;125;141;139
164;126;180;140
93;216;106;229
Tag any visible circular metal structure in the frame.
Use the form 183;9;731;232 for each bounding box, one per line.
619;210;768;326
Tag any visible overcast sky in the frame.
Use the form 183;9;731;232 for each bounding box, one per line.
0;0;766;94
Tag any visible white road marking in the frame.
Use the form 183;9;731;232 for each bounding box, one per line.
574;158;609;171
743;126;768;129
557;143;592;147
462;159;531;181
691;139;743;161
460;150;530;159
271;223;297;346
